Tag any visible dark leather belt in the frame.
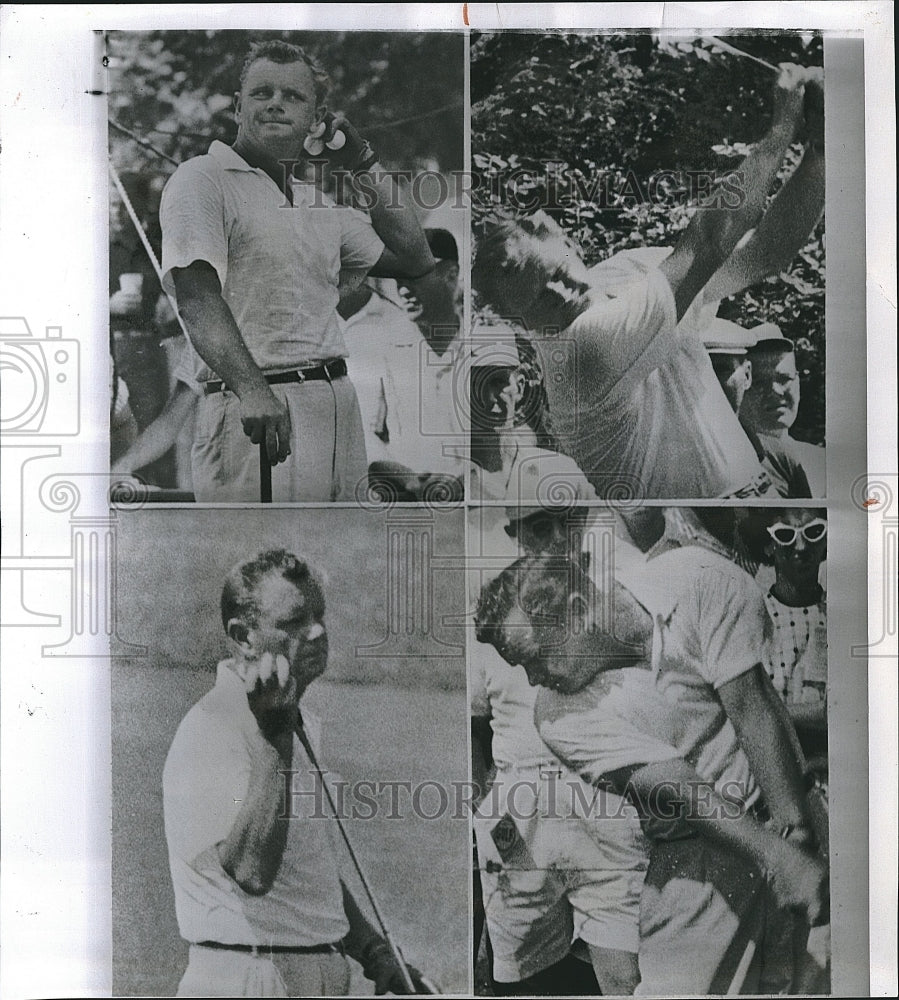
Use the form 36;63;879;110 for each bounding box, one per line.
203;359;347;396
196;940;345;956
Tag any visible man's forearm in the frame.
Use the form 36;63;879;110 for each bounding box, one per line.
703;143;824;304
357;168;435;278
718;666;812;830
626;758;790;869
692;121;799;280
112;383;195;475
176;284;271;399
218;731;294;895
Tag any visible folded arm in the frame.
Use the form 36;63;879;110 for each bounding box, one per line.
217;729;294;895
608;756;828;925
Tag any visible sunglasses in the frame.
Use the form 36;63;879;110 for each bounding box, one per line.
766;518;827;547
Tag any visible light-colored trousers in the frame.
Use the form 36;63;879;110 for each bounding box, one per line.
191;376;368;503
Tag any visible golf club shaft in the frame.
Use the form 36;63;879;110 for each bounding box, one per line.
293;721;418;994
259;444;272;503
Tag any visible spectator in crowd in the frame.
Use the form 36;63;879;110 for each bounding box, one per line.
703;320;814;498
110;171;181;486
741;335;825;496
469;328;597;504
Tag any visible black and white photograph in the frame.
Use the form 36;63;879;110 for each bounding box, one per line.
0;5;895;1000
468;502;830;996
111;507;469;996
107;29;465;504
470;31;826;501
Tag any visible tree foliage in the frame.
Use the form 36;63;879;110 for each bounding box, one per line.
472;31;825;445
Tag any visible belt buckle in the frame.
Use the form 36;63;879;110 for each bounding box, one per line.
295;368;307;384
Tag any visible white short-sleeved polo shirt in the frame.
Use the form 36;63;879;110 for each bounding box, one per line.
161;141;384;386
162;661;350;947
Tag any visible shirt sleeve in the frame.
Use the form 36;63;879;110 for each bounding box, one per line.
160;159;229;298
697;568;773;689
337;204;385;274
162;709;252;865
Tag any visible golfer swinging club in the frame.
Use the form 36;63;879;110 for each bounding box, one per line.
162;549;432;996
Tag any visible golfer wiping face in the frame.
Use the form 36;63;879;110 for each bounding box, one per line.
162;549;429;997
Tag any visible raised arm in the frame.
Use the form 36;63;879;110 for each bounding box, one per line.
701;141;824;305
362;167;436;280
213;653;300;894
328;114;434;280
660;64;808;321
171;261;292;465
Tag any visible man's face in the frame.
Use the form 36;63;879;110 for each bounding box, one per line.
235;58;318;162
710;354;752;413
249;571;329;691
741;351;800;434
770;509;827;590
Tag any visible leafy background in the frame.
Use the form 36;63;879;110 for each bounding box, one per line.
472;31;825;445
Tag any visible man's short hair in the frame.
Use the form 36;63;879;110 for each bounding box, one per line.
472;211;581;316
239;40;330;105
474;558;527;646
221;548;324;631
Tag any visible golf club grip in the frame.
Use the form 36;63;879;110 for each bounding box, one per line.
259;444;272;503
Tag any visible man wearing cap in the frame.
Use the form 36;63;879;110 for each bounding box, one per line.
704;321;813;498
160;40;435;502
469;328;598;504
741;335;825;497
163;549;427;996
472;65;824;499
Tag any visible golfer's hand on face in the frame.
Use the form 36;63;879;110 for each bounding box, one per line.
239;651;298;741
239;386;292;465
